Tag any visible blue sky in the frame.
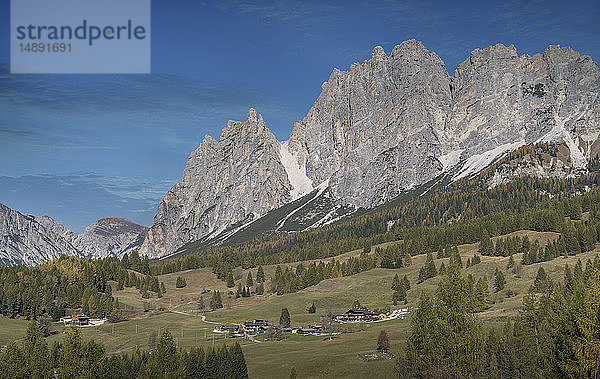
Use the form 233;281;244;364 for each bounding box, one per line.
1;0;599;232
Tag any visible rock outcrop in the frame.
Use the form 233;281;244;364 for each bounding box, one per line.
288;40;450;207
446;43;600;180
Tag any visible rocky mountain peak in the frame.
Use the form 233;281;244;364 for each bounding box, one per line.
82;218;147;237
1;201;150;264
247;107;259;123
75;218;148;258
389;39;430;57
0;204;79;265
372;45;387;61
542;44;581;63
139;107;295;258
139;40;600;258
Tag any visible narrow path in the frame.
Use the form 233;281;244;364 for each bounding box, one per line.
168;302;221;324
247;334;262;343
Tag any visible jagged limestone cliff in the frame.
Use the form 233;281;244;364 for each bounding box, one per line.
140;40;600;258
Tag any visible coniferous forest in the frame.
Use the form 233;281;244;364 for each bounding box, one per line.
0;322;248;378
396;255;600;378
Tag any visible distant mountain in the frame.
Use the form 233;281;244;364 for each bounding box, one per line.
0;203;148;265
74;218;148;259
137;40;600;258
0;203;79;265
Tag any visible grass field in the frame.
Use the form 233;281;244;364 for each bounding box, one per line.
1;230;597;378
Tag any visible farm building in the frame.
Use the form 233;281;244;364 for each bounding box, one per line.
335;308;385;323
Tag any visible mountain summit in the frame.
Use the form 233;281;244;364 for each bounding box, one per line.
139;40;600;258
0;203;148;265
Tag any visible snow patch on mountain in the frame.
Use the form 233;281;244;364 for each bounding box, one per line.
438;150;464;171
454;142;524;181
279;141;314;200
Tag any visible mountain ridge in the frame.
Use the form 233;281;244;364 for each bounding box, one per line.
0;203;148;265
139;40;600;258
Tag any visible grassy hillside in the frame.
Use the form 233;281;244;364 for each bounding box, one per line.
1;229;597;378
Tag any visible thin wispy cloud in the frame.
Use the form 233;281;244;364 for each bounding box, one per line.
0;129;39;137
0;173;176;232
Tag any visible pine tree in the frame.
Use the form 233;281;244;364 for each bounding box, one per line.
570;200;582;220
494;268;505;292
175;276;187;288
279;308;291;328
226;271;235;288
439;262;446;275
507;253;515;270
155;329;177;376
256;266;265;283
246;272;254;287
60;326;84;378
398;263;482;377
210;291;223;309
402;275;410;291
403;251;413;267
393;281;407;304
419;252;437;283
23;320;51;378
573;268;600;377
450;247;463;268
418;266;427;284
425;252;437;278
391;274;401;291
479;230;493;255
205;348;218;378
0;340;26;378
474;277;490;311
216;291;223;308
230;342;248;378
533;266;550;293
256;283;264;295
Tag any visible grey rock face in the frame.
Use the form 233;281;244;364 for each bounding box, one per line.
74;218;148;259
0;203;79;265
36;215;148;259
288;40;451;206
139;109;295;258
141;40;600;258
446;44;600;179
0;203;149;265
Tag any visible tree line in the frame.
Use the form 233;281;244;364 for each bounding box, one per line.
147;171;600;282
0;322;248;378
0;256;120;320
201;189;600;297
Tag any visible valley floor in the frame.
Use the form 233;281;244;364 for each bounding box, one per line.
1;229;597;378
